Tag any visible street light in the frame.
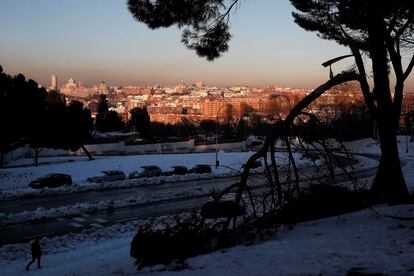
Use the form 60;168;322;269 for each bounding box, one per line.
215;104;227;168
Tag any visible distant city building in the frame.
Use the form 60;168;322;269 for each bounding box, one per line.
94;81;110;95
66;78;77;89
60;78;92;98
195;81;206;88
50;74;58;91
202;100;233;122
47;74;364;125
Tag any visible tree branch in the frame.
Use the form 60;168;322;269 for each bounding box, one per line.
338;24;376;116
403;53;414;81
284;71;360;126
392;15;414;42
385;33;404;78
234;70;360;208
385;31;405;110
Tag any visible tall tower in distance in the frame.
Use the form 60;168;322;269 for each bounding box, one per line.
51;74;58;91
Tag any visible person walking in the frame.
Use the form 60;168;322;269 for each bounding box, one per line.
25;237;42;271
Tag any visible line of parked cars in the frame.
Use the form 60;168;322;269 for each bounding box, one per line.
89;164;211;183
29;164;213;189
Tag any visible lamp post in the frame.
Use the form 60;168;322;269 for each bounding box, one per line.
215;104;227;168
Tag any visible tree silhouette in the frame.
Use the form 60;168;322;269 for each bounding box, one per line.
0;68;48;164
128;0;237;61
200;119;217;134
1;73;46;143
128;107;151;139
222;123;235;139
0;66;94;164
236;118;248;139
95;94;109;132
179;118;196;138
128;0;414;202
95;94;124;132
290;0;414;200
66;101;94;160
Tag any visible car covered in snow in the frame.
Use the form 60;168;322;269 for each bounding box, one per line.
189;164;212;174
129;166;162;179
162;166;188;176
87;170;126;183
29;173;72;189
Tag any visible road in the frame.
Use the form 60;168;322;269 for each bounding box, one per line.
0;176;251;214
0;196;213;245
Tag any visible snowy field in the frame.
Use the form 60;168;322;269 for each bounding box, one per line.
0;150;340;201
0;151;256;190
0;137;413;275
344;136;414;192
0;151;302;190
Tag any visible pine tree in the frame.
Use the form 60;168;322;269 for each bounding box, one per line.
128;107;151;139
95;94;109;132
290;0;414;200
128;0;414;201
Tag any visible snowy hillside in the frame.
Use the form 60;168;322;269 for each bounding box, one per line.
0;137;413;275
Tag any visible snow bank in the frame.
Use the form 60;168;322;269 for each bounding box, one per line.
0;151;317;200
0;191;207;226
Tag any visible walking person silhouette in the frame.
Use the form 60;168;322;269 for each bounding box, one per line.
25;237;42;271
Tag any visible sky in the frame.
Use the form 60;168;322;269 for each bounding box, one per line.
0;0;413;91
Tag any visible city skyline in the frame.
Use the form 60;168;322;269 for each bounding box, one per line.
1;0;413;91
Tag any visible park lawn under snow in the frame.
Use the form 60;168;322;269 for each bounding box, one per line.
0;151;250;190
0;150;322;194
344;136;414;192
0;151;262;190
1;204;414;275
0;137;413;275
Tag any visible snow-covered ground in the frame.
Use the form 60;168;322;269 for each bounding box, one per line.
344;136;414;192
1;137;413;275
0;151;329;200
0;151;376;226
1;205;413;275
0;151;256;190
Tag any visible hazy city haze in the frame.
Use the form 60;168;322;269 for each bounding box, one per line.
0;0;413;90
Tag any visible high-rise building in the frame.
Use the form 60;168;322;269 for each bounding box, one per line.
51;75;58;91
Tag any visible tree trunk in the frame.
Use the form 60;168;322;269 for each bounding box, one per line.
371;120;408;201
81;145;94;160
367;3;408;202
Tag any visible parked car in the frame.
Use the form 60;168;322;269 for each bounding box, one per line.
162;166;188;176
129;166;162;179
241;160;262;169
87;170;126;183
29;173;72;189
189;164;212;174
